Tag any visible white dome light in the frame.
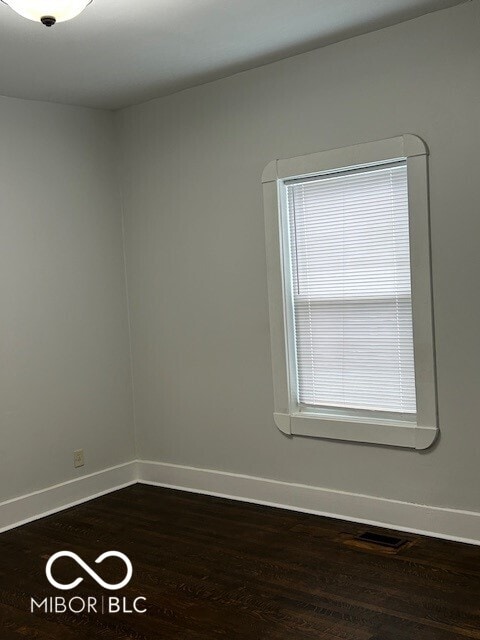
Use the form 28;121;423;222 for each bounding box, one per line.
2;0;92;26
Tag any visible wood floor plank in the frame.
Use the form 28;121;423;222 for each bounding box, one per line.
1;484;479;639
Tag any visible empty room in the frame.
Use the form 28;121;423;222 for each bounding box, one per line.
0;0;479;638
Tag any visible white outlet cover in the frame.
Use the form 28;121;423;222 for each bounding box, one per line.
74;449;85;468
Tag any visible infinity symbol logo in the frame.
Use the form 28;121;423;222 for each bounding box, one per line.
46;551;133;591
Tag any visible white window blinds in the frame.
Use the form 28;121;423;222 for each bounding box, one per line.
286;161;416;415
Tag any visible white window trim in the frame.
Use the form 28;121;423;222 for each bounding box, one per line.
262;135;438;450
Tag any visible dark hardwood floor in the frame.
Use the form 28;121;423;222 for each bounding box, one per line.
1;484;480;639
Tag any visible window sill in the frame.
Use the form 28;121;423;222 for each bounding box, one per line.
274;412;438;450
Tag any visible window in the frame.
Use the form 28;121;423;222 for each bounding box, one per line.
288;162;415;415
263;136;437;449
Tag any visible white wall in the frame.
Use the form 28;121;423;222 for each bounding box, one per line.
0;97;135;502
0;1;478;532
117;1;480;513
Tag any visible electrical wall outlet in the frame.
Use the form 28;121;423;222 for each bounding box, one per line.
74;449;85;468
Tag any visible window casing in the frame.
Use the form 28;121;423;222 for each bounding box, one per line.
262;136;438;449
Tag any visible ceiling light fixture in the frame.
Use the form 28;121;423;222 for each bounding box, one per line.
1;0;92;26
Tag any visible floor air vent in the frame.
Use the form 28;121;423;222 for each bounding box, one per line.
341;529;414;554
354;531;409;549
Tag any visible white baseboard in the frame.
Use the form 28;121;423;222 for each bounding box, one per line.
3;459;480;546
137;460;480;546
0;461;137;533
